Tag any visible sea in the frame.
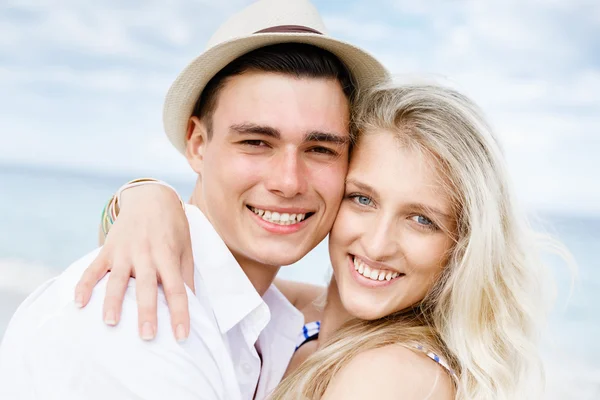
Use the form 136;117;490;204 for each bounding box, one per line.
0;164;598;399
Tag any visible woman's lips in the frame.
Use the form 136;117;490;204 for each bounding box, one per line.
348;254;405;288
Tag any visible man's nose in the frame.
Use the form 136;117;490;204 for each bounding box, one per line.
265;150;308;198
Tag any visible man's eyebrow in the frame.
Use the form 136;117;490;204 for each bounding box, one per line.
229;124;348;145
304;131;349;146
230;123;280;139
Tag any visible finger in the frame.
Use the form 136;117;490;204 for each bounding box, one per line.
180;242;195;293
102;265;132;326
160;263;190;343
75;252;109;308
134;263;158;341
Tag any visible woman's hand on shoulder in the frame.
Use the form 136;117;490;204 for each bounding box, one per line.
322;345;454;400
75;183;194;342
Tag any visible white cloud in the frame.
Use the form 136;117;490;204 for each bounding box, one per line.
323;15;401;42
327;0;600;213
0;0;598;214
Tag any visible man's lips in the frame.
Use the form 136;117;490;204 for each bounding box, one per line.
247;206;312;234
246;205;315;224
246;204;315;214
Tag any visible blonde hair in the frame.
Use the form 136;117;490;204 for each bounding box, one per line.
270;82;569;399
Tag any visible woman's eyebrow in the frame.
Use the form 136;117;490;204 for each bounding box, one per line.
346;178;452;219
405;202;452;221
345;178;379;198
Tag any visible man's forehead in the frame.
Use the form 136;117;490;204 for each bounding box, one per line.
211;71;351;139
218;70;348;99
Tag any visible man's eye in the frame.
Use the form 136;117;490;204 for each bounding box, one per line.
241;140;267;147
309;147;336;155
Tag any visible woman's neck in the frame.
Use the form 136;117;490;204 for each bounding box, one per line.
318;276;354;347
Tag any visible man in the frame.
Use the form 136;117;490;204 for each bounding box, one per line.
0;0;387;399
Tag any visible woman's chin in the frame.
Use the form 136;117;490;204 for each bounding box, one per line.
341;295;390;321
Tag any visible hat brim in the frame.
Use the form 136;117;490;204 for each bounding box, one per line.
163;32;389;154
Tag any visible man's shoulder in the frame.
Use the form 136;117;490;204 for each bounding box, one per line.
4;247;105;327
0;249;230;399
3;244;222;353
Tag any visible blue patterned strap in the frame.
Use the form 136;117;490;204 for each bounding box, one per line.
412;344;455;376
295;321;321;350
294;323;454;377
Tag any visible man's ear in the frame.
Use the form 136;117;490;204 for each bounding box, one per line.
185;116;208;174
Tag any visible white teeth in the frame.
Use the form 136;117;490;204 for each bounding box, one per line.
250;207;308;225
353;256;401;282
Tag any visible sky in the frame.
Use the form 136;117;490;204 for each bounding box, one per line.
1;0;599;215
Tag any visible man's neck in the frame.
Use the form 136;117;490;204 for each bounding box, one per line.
189;194;279;297
231;254;280;296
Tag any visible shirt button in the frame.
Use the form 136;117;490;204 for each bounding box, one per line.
241;363;252;374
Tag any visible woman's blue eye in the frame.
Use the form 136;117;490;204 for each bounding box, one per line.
413;215;433;226
356;196;372;206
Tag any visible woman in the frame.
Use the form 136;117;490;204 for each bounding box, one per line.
77;83;565;399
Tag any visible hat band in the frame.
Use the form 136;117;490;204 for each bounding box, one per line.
254;25;322;35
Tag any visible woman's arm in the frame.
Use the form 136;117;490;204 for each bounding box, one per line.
98;223;106;246
274;278;325;310
76;182;194;342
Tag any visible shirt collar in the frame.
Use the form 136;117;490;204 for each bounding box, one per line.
262;285;305;341
185;204;265;334
256;285;305;396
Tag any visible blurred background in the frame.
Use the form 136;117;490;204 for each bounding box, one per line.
0;0;598;398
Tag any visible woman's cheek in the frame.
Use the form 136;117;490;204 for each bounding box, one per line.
403;232;450;274
333;204;369;239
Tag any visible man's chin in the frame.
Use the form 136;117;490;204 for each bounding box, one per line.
243;237;319;267
253;252;305;268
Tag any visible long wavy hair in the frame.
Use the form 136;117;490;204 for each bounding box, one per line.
270;82;569;399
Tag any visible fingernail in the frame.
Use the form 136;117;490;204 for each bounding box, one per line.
175;324;187;342
74;292;84;308
141;322;155;341
104;311;117;326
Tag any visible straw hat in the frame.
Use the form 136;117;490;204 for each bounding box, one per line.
163;0;389;154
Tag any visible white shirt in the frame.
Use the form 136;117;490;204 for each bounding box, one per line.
0;205;304;400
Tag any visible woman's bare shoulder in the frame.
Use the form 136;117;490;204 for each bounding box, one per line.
322;344;454;400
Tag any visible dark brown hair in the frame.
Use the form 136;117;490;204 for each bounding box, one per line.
191;43;356;139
